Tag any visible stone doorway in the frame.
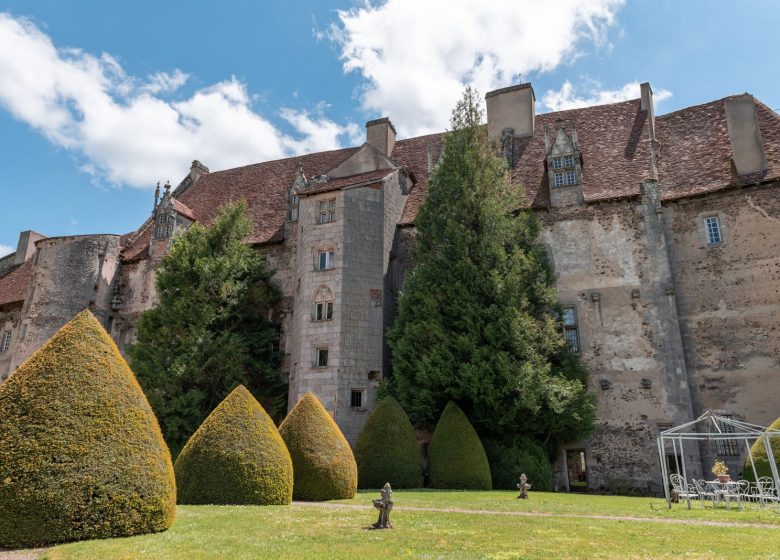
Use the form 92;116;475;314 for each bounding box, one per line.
566;449;588;492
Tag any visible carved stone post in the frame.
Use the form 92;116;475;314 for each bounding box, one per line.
371;482;394;529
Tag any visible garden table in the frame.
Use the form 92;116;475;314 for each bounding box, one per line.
704;480;742;509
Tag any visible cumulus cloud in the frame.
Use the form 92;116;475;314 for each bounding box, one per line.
330;0;625;136
542;80;673;112
0;244;13;258
0;13;356;188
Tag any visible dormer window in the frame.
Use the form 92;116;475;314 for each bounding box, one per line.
289;194;299;222
554;173;564;187
564;154;575;168
553;157;563;170
565;170;576;186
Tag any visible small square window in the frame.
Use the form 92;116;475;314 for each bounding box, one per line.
350;389;365;409
1;331;11;353
704;216;722;245
554;172;564;187
552;157;563;170
565;170;576;185
564;154;575;168
315;347;329;368
317;250;335;271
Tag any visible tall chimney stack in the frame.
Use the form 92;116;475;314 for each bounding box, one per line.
366;118;397;156
485;83;535;141
725;94;767;176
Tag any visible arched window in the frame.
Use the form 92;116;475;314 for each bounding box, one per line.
311;285;334;321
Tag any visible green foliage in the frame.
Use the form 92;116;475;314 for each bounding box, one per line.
386;88;594;451
129;201;286;457
174;385;293;505
743;416;780;482
279;392;357;500
428;402;491;489
354;396;421;489
0;310;176;548
483;436;553;491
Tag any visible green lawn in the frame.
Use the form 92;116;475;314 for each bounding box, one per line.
38;491;780;560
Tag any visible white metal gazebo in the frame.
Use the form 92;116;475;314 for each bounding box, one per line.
657;411;780;509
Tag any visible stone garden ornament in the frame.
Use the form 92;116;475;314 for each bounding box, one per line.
371;482;394;529
517;473;531;499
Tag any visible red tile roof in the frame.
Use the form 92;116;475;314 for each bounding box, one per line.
118;93;779;262
299;168;400;196
0;260;32;306
171;198;196;220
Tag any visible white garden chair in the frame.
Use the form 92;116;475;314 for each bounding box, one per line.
691;479;716;507
756;477;780;505
670;474;698;503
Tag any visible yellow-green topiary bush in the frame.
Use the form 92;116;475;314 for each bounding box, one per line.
0;310;176;548
279;392;357;500
175;385;293;505
354;396;421;489
744;416;780;482
428;401;492;490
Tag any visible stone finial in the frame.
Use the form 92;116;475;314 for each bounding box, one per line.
154;181;160;210
371;482;394;529
164;180;171;195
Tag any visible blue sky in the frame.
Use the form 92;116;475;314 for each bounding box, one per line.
0;0;778;255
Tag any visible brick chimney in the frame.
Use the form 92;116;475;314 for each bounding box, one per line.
724;94;767;176
486;83;535;141
189;160;210;182
366;118;396;156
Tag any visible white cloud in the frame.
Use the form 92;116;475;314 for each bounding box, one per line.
0;244;13;258
0;13;357;188
330;0;625;136
542;80;673;112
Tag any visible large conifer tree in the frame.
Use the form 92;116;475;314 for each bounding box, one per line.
129;201;286;456
387;89;594;450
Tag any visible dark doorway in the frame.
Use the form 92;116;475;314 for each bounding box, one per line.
566;449;588;492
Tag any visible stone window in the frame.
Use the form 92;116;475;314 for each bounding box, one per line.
563;154;575;168
350;389;366;410
1;330;11;353
165;223;173;237
289;194;299;222
318;199;336;224
552;156;563;170
314;347;329;368
562;306;579;352
554;172;564;187
313;301;334;321
715;414;740;456
317;250;335;271
704;216;722;245
565;170;576;186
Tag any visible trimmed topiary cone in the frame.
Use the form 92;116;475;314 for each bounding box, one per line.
354;396;421;489
175;385;293;505
744;416;780;482
428;401;492;490
279;392;357;500
0;310;176;548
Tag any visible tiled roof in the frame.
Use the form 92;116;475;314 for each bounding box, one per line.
0;260;32;306
298;168;399;196
118;92;779;260
171;198;196;220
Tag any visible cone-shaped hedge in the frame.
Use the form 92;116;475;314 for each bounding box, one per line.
744;416;780;482
0;310;176;548
428;401;492;490
354;396;421;489
279;392;357;500
175;385;293;505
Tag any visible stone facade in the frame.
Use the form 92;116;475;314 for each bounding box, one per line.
1;81;778;495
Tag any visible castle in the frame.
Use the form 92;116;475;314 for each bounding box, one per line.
1;82;778;494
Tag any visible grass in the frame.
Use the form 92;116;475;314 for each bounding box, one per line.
36;491;780;560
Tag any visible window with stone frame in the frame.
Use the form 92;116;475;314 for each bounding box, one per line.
1;330;11;353
552;156;563;170
318;199;336;224
311;285;334;321
715;414;740;456
554;172;565;187
562;306;580;352
314;347;329;368
350;388;366;409
565;170;577;186
704;216;722;245
289;194;299;222
316;249;335;271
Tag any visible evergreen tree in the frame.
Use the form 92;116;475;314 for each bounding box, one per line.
129;201;285;456
386;89;594;451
